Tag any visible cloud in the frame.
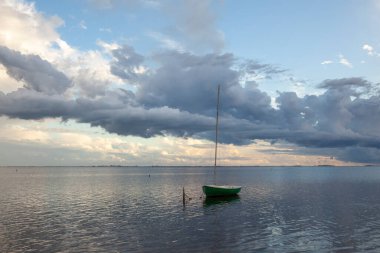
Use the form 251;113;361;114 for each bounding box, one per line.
147;32;185;51
87;0;160;9
241;60;286;77
79;20;87;30
0;88;75;120
1;1;380;164
62;45;124;98
321;60;333;65
89;0;223;53
0;123;50;143
337;147;380;163
318;77;371;90
275;82;380;149
172;0;224;52
88;0;114;9
2;45;380;164
0;0;66;94
110;44;145;82
363;44;374;55
339;54;353;68
362;44;380;57
0;1;123;100
0;65;23;94
0;0;64;57
99;27;112;33
0;46;72;95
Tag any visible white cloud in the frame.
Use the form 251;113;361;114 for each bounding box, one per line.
79;20;87;30
362;43;380;57
363;44;374;55
0;0;375;166
147;31;185;52
0;0;124;97
97;40;120;53
0;117;148;161
0;0;74;94
99;27;112;33
321;60;333;65
0;116;359;166
0;0;64;58
59;49;124;97
339;54;353;68
0;121;50;143
0;65;23;93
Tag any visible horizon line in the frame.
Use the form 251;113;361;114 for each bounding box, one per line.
0;164;378;168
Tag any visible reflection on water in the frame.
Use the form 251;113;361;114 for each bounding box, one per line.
1;166;380;252
203;195;240;207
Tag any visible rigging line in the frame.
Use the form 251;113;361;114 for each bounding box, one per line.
214;84;220;182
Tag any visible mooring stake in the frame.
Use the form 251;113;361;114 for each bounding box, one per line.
183;187;186;206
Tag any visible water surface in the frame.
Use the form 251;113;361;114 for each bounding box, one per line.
1;166;380;252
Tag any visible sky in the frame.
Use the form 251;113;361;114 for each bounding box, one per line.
1;0;380;166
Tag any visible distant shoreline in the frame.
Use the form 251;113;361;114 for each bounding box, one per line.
0;165;378;168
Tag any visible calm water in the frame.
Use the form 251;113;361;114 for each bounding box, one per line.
1;166;380;252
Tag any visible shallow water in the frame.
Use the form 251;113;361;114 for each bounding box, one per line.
1;166;380;252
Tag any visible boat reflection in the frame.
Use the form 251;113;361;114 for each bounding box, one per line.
203;195;240;207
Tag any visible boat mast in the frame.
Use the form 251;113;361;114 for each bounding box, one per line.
214;85;221;179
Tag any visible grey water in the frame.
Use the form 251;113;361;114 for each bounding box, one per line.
1;166;380;252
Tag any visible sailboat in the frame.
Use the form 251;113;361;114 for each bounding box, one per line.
202;85;241;197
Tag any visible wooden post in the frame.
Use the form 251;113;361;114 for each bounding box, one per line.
183;187;185;206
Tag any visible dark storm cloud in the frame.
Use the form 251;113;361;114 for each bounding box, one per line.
72;89;216;138
2;46;380;163
318;77;371;90
0;89;75;120
318;77;373;96
337;147;380;164
136;51;275;125
274;80;380;160
0;46;72;95
110;45;144;81
74;69;108;98
349;96;380;136
136;51;238;113
241;60;287;78
79;104;215;138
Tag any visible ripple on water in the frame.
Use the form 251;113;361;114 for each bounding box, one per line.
1;166;380;252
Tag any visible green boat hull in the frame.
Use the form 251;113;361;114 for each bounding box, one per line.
202;185;241;197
